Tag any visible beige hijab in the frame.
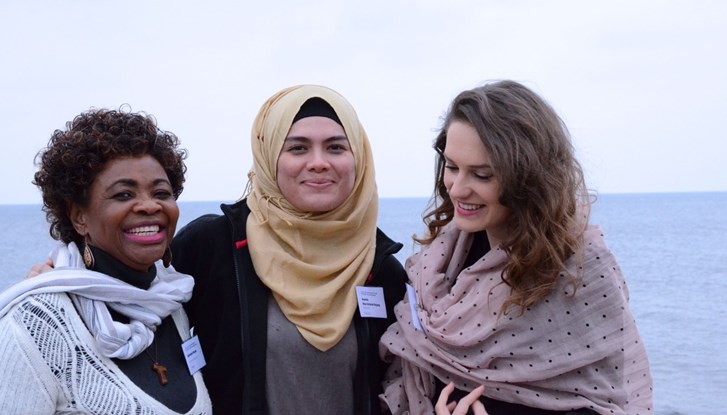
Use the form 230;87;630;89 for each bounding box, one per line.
246;85;378;351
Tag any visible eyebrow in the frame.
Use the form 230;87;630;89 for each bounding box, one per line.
443;154;492;169
283;135;349;143
106;178;172;190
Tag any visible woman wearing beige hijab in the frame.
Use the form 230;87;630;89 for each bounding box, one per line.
172;85;407;414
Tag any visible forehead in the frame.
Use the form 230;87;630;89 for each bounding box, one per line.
444;121;490;163
286;116;347;139
93;155;167;184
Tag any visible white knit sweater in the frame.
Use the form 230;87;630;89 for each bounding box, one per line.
0;292;212;414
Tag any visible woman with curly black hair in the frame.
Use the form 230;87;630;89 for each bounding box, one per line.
0;108;212;414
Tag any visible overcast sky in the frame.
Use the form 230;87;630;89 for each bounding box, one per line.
1;0;725;205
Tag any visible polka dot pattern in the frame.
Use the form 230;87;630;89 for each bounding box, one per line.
380;224;652;415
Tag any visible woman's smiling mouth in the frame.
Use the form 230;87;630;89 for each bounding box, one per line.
125;224;165;243
457;201;483;211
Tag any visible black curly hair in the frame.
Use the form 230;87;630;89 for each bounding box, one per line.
33;107;187;245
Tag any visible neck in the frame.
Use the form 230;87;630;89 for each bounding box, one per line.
87;245;157;289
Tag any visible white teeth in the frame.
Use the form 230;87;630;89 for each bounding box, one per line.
459;202;482;211
127;225;160;236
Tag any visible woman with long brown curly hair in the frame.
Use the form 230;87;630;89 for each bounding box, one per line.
379;80;652;415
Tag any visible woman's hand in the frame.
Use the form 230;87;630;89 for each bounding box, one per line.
435;382;487;415
25;258;54;279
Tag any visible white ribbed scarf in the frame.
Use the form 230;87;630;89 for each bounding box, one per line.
0;242;194;359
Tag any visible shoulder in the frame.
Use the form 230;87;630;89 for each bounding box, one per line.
0;292;80;352
372;228;407;292
579;225;620;274
374;228;404;271
175;200;250;242
375;227;404;256
2;292;73;321
174;213;226;241
171;201;250;289
575;225;631;300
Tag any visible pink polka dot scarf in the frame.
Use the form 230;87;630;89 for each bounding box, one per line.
379;224;653;415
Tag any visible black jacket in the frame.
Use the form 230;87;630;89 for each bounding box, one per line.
171;199;407;415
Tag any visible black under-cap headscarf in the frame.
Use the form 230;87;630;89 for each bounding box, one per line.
292;97;343;126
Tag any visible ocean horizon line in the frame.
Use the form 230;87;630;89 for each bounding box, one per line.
1;189;726;207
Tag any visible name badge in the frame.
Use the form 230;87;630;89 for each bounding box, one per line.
356;286;387;318
406;283;425;333
182;335;207;375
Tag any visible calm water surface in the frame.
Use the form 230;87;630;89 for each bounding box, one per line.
1;193;725;415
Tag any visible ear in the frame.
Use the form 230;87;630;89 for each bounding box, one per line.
69;203;88;237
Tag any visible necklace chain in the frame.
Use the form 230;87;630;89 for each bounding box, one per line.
143;340;168;386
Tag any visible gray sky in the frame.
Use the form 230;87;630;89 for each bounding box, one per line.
1;0;725;205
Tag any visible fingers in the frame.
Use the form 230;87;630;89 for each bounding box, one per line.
434;382;456;414
458;384;485;407
25;265;43;279
471;399;488;415
435;383;488;415
24;259;55;279
450;385;485;414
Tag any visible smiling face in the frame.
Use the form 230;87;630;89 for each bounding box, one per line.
276;116;356;213
70;155;179;271
443;121;511;247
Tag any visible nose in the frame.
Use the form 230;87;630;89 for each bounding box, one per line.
133;196;163;214
307;148;330;172
447;171;470;199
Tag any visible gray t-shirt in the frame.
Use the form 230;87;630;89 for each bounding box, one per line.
266;294;357;415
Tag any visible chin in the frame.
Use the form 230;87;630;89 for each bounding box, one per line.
299;198;341;213
453;217;486;234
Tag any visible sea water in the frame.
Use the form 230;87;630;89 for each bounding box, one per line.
1;192;725;415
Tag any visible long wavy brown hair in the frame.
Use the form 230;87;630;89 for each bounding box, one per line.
418;80;592;313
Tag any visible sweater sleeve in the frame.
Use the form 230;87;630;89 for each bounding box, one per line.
0;314;58;414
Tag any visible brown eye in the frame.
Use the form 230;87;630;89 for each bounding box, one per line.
328;144;348;152
155;190;173;199
286;144;307;153
112;192;133;201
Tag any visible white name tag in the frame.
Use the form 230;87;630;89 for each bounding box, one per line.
182;335;207;375
406;283;425;333
356;286;387;318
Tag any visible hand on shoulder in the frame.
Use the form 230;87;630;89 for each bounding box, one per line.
25;258;54;279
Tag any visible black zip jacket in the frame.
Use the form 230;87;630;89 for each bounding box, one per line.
171;199;407;415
